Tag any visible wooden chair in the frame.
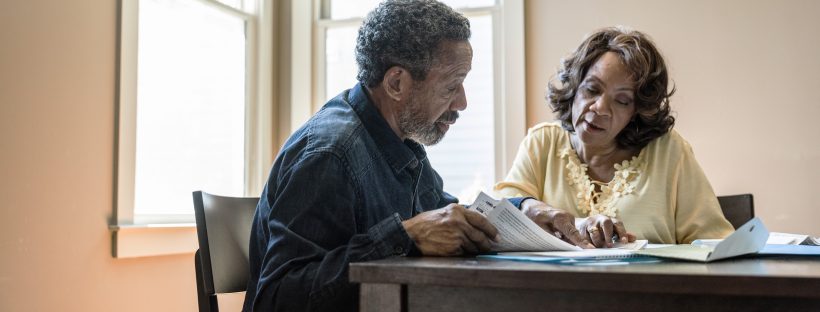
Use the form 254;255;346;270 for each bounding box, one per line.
193;191;259;312
717;194;755;229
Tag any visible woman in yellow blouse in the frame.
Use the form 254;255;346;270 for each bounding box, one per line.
495;27;733;246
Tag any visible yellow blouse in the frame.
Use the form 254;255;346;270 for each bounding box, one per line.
494;122;734;244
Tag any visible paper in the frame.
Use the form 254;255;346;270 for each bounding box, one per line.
767;232;820;246
635;218;769;262
499;245;640;258
478;253;662;266
693;232;820;247
469;192;581;252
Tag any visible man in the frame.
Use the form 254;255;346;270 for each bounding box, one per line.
243;1;589;311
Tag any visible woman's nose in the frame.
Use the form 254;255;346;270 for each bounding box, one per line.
589;95;611;116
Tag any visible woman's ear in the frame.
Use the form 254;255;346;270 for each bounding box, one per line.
382;66;412;102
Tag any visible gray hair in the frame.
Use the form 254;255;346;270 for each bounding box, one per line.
356;0;471;88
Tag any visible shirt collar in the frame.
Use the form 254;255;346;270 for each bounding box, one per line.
347;83;427;174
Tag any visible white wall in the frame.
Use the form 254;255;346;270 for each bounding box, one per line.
525;0;820;234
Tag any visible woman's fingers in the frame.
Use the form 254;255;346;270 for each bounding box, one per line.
587;225;606;248
612;219;630;243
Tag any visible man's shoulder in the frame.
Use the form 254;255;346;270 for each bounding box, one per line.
310;103;362;147
281;92;373;162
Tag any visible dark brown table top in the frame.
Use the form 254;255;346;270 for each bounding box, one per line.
350;255;820;298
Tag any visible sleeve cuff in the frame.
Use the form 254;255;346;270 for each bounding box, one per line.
367;213;417;258
507;196;535;210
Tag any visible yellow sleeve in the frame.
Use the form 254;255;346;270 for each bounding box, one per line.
673;140;735;243
493;128;546;199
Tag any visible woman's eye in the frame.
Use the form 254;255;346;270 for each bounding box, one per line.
617;99;632;105
582;86;599;95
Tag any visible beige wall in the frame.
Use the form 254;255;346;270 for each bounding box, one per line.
3;0;819;310
0;0;203;311
525;0;820;234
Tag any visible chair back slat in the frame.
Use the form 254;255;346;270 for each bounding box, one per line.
717;194;754;230
193;191;259;296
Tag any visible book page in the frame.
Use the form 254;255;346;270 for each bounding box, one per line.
470;192;580;252
634;244;712;262
768;232;820;246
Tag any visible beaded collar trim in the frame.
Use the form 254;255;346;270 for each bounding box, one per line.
559;147;643;217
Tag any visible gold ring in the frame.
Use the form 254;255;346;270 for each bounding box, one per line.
588;227;598;233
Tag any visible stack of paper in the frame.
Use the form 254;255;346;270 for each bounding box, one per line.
469;192;581;252
470;192;649;261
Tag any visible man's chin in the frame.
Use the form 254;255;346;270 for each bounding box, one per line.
410;129;446;146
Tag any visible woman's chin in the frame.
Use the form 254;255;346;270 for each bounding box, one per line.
577;129;612;146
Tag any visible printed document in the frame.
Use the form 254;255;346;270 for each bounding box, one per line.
470;192;581;252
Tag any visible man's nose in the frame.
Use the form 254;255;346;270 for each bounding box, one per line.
451;84;467;111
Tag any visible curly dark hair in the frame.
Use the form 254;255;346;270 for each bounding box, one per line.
355;0;471;88
548;26;676;149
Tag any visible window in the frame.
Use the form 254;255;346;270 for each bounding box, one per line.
315;0;525;203
115;0;273;226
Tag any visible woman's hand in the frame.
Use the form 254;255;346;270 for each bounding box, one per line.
521;199;594;249
578;214;636;248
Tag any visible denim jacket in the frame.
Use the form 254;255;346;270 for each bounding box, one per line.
243;83;458;311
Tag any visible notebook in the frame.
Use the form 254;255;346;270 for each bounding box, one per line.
634;218;769;262
478;239;649;263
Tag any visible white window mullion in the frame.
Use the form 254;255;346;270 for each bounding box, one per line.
496;0;526;182
116;0;140;225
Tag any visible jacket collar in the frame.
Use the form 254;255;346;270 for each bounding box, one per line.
347;83;427;174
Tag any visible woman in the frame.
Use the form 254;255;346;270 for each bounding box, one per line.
495;27;733;246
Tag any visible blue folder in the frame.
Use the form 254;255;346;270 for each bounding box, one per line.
759;244;820;256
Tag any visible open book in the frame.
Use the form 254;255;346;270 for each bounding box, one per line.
633;218;769;262
469;192;646;253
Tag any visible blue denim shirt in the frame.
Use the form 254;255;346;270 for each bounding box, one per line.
243;83;458;312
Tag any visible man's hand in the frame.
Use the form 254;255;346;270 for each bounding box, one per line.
401;204;499;256
520;199;594;249
579;214;637;248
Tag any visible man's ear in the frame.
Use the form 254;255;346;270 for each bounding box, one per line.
381;66;412;102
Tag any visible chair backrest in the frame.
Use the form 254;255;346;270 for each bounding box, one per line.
193;191;259;312
717;194;754;230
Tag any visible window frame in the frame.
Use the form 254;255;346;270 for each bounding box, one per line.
309;0;526;187
111;0;274;258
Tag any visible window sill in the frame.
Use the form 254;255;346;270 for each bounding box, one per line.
109;223;198;258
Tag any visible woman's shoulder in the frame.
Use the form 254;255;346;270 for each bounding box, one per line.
527;121;567;138
515;121;569;159
645;128;695;159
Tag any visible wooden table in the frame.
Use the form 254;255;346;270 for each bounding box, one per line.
350;255;820;312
